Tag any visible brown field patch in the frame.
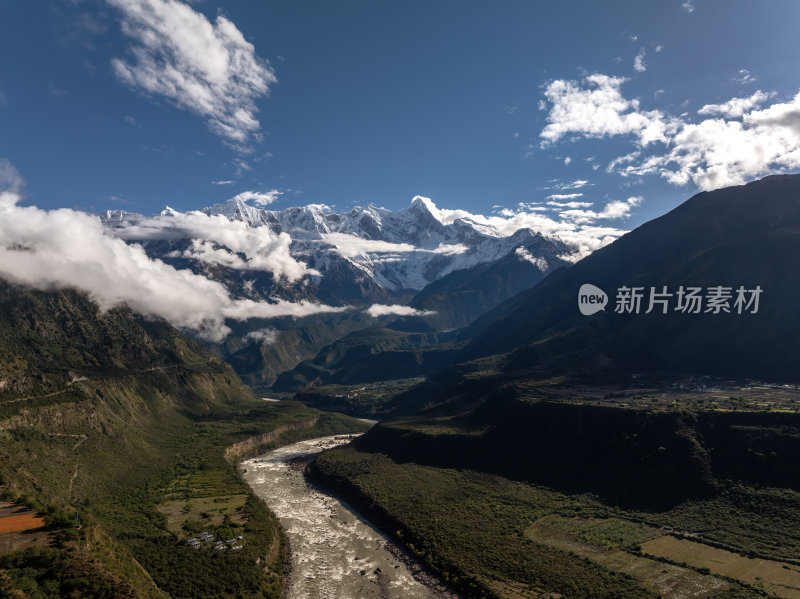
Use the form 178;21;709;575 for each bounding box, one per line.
0;501;53;555
642;535;800;599
0;514;46;534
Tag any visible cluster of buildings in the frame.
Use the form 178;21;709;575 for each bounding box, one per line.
186;531;244;551
214;537;244;551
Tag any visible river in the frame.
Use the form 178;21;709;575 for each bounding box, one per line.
241;435;446;599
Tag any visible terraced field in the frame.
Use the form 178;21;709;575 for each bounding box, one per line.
526;515;731;599
642;536;800;598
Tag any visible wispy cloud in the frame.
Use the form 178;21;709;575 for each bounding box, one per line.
633;48;646;72
547;200;594;208
212;180;234;185
515;247;553;272
366;304;435;318
682;0;695;13
49;84;69;99
557;196;642;224
243;328;278;345
108;0;276;149
546;193;584;201
697;90;775;118
320;232;468;259
0;159;23;194
554;179;592;190
733;69;756;85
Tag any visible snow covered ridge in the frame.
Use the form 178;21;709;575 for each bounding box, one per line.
104;196;572;293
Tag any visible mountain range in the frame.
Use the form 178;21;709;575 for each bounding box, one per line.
100;175;800;395
104;196;568;302
102;196;570;387
278;174;800;401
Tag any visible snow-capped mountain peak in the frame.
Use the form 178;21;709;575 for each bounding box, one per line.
101;197;568;300
160;206;181;217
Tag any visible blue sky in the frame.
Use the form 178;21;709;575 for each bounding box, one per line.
2;0;800;233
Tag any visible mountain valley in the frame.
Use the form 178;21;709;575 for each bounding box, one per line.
5;175;800;598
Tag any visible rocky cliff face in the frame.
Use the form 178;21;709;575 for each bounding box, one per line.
224;418;319;461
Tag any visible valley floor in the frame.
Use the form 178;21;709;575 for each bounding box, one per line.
310;444;800;599
0;398;369;598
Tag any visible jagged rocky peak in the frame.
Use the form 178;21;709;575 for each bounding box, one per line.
407;195;440;220
202;197;267;228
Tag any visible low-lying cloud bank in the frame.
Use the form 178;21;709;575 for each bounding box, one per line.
365;304;436;318
117;209;315;280
243;328;278;345
320;232;468;259
0;169;344;342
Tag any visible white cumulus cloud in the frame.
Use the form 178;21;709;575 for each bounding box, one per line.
108;0;276;148
117;208;313;280
541;73;800;191
540;74;677;147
